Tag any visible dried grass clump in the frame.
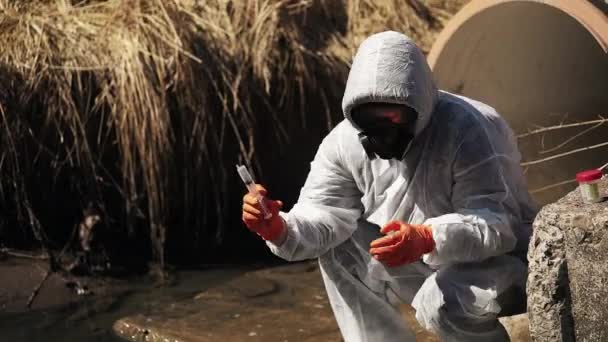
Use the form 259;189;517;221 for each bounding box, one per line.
0;0;467;267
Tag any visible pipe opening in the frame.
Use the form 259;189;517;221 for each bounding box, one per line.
430;0;608;204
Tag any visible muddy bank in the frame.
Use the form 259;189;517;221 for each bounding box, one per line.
114;261;440;342
1;256;530;341
113;261;530;342
0;256;251;342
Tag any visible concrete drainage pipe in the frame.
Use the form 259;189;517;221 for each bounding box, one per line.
428;0;608;204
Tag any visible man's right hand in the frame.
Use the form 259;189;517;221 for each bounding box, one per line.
242;184;286;244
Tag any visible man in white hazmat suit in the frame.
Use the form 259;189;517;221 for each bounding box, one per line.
242;31;538;341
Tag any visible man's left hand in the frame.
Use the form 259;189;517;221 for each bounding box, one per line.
369;221;435;267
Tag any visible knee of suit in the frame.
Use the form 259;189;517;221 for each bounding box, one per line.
420;268;502;324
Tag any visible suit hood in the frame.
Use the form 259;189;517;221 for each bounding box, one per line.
342;31;438;137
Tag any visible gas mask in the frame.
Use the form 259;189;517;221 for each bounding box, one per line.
358;123;414;160
353;104;417;160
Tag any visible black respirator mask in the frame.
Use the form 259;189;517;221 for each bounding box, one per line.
353;105;417;160
358;123;414;160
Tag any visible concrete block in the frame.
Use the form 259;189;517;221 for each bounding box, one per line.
527;178;608;341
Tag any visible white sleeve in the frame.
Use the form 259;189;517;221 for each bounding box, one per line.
267;126;363;261
423;124;519;267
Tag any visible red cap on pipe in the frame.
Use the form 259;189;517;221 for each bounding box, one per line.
576;169;603;183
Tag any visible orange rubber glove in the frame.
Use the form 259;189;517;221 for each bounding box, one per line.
242;184;286;243
369;221;435;267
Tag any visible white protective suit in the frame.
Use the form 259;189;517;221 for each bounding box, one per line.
266;31;539;341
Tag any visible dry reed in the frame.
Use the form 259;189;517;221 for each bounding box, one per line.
0;0;468;267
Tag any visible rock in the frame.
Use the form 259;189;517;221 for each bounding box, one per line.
499;313;531;342
0;257;129;313
527;178;608;341
225;272;279;298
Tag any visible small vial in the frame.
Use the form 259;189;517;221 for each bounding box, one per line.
236;165;272;219
576;169;603;203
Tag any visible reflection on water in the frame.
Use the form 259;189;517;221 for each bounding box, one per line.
0;266;250;342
